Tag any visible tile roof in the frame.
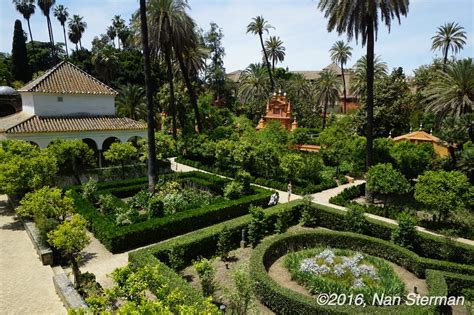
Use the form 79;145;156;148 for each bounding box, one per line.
393;130;441;143
5;115;146;134
0;111;34;132
18;61;117;95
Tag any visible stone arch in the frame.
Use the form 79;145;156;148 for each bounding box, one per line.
82;138;99;167
101;137;121;167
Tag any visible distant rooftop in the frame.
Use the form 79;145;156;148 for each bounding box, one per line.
0;86;19;96
18;61;117;96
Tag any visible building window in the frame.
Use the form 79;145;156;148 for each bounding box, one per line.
273;108;280;115
57;96;63;102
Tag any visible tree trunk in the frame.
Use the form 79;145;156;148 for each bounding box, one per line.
272;58;275;72
27;18;34;43
75;43;78;51
259;33;275;90
341;63;347;114
165;48;177;140
62;25;69;57
448;145;457;164
322;103;327;130
140;0;157;193
176;52;202;133
365;17;375;203
70;254;81;289
47;16;55;57
443;42;449;71
79;38;83;49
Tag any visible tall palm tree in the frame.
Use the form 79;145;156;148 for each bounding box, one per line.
68;28;80;51
54;5;69;57
139;0;157;192
351;55;388;97
13;0;35;43
247;16;275;90
112;15;125;49
91;44;119;84
116;84;146;120
431;22;467;70
318;0;409;170
238;63;271;119
425;58;473;122
146;0;189;139
106;25;116;47
264;36;286;72
68;15;87;49
37;0;55;53
314;70;341;129
329;40;352;113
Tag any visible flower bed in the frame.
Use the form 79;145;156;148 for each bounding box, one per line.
72;172;272;252
284;248;405;303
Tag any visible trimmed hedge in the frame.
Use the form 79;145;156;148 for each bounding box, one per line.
175;157;337;195
72;173;272;253
249;230;473;315
313;203;474;265
329;183;365;206
129;200;305;268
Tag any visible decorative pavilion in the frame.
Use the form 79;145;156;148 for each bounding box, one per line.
0;61;147;166
256;90;298;131
392;129;450;157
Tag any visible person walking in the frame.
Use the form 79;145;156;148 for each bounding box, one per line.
287;181;292;202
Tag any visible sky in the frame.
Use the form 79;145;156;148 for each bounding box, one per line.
0;0;473;75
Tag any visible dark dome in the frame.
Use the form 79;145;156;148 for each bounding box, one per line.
0;86;19;96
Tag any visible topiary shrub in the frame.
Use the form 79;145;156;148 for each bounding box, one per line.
345;204;367;234
300;195;319;227
216;225;232;261
224;181;244;200
193;257;216;297
248;206;266;247
391;211;417;249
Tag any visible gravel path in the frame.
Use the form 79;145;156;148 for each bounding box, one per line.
0;195;66;315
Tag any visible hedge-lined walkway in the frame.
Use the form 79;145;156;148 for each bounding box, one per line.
0;195;66;315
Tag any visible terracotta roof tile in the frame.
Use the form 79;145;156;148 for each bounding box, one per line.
6;115;146;134
18;61;117;95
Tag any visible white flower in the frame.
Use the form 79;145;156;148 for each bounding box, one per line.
333;264;346;277
352;278;365;288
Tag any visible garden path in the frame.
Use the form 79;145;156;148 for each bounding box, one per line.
0;195;66;315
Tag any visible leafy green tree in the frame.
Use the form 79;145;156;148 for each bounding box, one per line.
459;141;474;182
0;53;13;85
390;141;435;179
345;204;367;234
103;142;138;178
225;264;255;315
366;163;409;209
16;186;74;221
264;36;285;72
300;195;319;227
318;0;409;171
204;22;226;99
280;153;305;181
47;139;95;184
431;22;467;69
314;69;341;129
0;147;57;197
424;58;473;122
247;16;275;90
13;0;35;43
247;206;266;246
216;225;232;261
373;137;395;165
329;40;352;113
415;170;472;223
391;211;417;249
48;214;90;288
193;258;216;297
238;63;270;122
11;19;31;83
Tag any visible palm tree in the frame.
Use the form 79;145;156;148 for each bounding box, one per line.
146;0;189;139
247;16;275;90
37;0;56;53
432;22;467;70
351;55;388;97
238;63;271;119
314;70;341;129
91;44;119;84
318;0;409;170
139;0;158;192
68;28;80;51
106;25;116;47
425;58;473;123
68;15;87;49
116;84;146;120
13;0;35;43
264;36;285;72
112;15;125;49
329;40;352;113
54;5;69;57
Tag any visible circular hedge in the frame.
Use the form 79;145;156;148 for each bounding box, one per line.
249;229;473;314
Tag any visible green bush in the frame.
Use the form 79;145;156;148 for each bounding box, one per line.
81;178;98;203
391;211;417;249
71;177;272;252
193;258;216;297
329;183;365;206
223;181;244;200
300;195;319;227
216;226;232;261
97;194;119;216
249;230;473;315
248;206;266;247
345;204;367;234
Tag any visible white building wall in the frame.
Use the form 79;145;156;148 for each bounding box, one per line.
22;93;115;116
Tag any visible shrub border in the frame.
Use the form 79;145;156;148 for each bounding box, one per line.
248;230;473;314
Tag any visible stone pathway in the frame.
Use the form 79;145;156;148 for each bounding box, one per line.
0;195;66;315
